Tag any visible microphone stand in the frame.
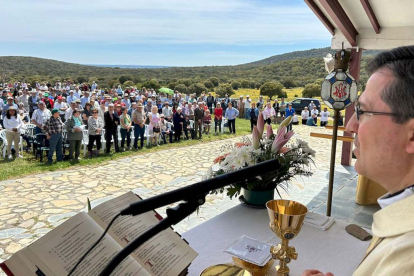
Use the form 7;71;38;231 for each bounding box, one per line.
100;158;280;276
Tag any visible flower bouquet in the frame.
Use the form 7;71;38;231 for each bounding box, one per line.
206;113;315;206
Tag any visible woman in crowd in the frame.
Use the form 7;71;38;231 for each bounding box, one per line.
65;108;83;160
188;103;195;120
98;100;106;121
87;107;104;156
263;102;276;125
120;107;132;151
3;106;23;159
173;107;184;141
247;102;259;132
82;102;92;128
203;109;212;135
214;102;223;134
148;105;160;146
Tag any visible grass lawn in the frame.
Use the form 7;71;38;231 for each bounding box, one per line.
0;117;253;181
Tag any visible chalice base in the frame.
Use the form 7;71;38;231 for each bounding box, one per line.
275;265;290;276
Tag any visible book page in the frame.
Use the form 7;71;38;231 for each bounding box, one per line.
88;192;198;276
26;212;151;276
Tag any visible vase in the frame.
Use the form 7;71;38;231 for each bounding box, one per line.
242;188;275;207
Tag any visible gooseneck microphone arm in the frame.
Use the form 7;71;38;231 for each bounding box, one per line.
99;158;280;276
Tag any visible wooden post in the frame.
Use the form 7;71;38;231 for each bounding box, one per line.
327;109;340;217
341;49;362;166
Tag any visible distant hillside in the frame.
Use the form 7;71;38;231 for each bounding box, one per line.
87;64;170;69
0;47;379;88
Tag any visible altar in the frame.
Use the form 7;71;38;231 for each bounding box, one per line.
182;204;371;276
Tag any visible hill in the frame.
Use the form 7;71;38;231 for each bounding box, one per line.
0;47;379;89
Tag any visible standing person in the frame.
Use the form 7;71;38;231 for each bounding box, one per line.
183;115;194;139
206;92;215;113
119;107;132;151
31;101;51;135
311;106;319;124
225;102;239;134
87;108;104;156
244;95;251;119
247;102;259;132
53;96;68;122
3;106;23;159
214;102;223;134
2;97;18;119
194;102;204;139
237;96;244;119
308;100;315;111
18;90;29;112
173;107;184;141
203;109;212;135
82;103;92;128
98;100;107;122
320;108;330;127
65;108;83;160
28;90;39;118
132;103;146;149
285;104;295;131
263;102;275;125
273;99;279;118
279;97;286;118
148;105;161;146
43;108;64;163
104;104;120;153
256;96;264;110
301;107;310;125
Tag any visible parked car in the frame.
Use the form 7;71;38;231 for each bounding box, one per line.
288;98;321;115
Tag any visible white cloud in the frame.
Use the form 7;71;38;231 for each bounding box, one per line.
0;0;331;44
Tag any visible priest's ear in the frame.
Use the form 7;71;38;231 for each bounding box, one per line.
406;118;414;154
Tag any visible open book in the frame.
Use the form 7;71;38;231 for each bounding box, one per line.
0;192;198;276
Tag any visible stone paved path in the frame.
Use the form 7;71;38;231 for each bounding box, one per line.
0;124;375;270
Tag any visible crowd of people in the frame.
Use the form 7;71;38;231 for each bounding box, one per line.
0;81;332;163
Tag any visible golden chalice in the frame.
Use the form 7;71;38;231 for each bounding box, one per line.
266;200;308;276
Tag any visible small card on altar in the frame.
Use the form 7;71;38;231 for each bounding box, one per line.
224;235;272;266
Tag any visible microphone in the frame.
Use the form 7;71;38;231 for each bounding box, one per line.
120;158;280;216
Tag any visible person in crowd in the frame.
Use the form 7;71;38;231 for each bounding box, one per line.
148;105;161;146
306;114;317;126
203;109;212;135
42;93;54;109
256;96;264;110
183;115;194;139
225;102;239;134
122;94;131;109
273;99;279;117
214;102;223;134
87;107;104;157
90;98;98;109
338;111;344;127
301;107;310;125
320;108;330;127
248;102;259;132
114;103;122;116
206;92;215;113
2;97;18;118
19;109;29;123
173;107;184;141
132;103;146;149
98;100;107;122
160;114;173;144
163;101;173;122
17;102;26;114
285;104;295;131
279;97;286;118
292;112;299;125
244;95;252;119
65;108;83;160
119;107;132;151
75;99;83;112
18;89;29;112
82;102;92;128
67;90;77;105
3;106;23;159
263;102;276;125
81;91;90;108
65;102;77;122
128;102;137;118
53;96;68;122
311;106;319;124
236;96;244;119
31;101;51;135
43;108;64;163
104;103;120;153
194;102;204;139
308;100;315;111
28;90;39;118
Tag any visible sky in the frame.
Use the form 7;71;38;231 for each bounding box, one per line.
0;0;332;66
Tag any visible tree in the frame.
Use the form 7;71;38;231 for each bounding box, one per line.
231;81;241;90
174;84;188;94
259;81;284;100
122;80;135;88
188;83;207;97
210;77;219;87
254;82;262;89
168;81;178;90
302;82;321;98
119;75;132;85
282;78;297;88
178;78;193;87
77;76;87;84
142;79;160;89
215;83;234;98
240;79;250;88
204;80;214;89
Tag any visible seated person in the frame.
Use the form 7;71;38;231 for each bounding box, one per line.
306;115;317;126
183;115;195;139
203;109;212;134
292;112;299;125
159;114;173;144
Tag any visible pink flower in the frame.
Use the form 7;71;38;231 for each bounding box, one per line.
271;126;294;153
252;126;260;150
257;112;264;137
266;124;274;139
